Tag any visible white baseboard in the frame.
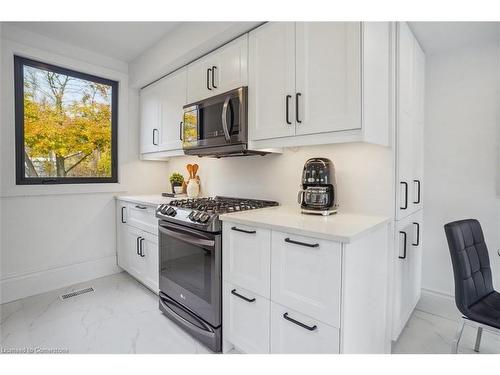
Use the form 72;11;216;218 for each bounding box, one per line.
0;255;121;304
416;288;461;321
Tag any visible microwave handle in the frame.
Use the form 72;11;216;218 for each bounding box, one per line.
221;96;231;142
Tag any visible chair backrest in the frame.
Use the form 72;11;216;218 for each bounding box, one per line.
444;219;494;315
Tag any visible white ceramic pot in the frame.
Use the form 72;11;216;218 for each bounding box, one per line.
174;186;183;194
186;179;200;198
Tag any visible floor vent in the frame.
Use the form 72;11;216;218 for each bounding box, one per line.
60;287;95;301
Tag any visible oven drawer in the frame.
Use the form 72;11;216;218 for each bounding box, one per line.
270;302;340;354
223;222;271;298
125;203;158;235
223;281;270;354
271;231;342;328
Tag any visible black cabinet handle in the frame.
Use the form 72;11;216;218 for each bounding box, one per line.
231;226;256;234
207;68;212;90
211;66;217;89
413;180;421;204
296;93;302;123
400;181;408;210
284;237;319;248
231;289;255;303
121;206;126;223
399;231;407;259
152;128;159;145
283;312;317;331
139;238;145;257
179;121;183;141
285;95;292;125
135;205;147;210
412;222;420;246
136;237;141;256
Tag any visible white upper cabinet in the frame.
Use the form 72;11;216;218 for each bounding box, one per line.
158;68;186;152
187;35;248;104
139;67;187;158
140;80;162;154
249;22;391;148
249;22;296;140
396;22;425;219
295;22;361;135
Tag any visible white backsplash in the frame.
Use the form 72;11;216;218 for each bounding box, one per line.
162;142;394;217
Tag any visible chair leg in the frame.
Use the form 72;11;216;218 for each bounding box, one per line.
474;327;483;352
451;318;465;354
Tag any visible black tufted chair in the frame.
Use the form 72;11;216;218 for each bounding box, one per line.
444;219;500;353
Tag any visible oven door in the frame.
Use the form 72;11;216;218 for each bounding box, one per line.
158;221;221;327
182;86;247;151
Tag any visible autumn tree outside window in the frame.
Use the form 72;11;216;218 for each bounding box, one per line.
14;56;118;184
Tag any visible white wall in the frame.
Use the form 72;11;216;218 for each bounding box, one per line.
162;143;393;217
0;26;169;303
422;40;500;302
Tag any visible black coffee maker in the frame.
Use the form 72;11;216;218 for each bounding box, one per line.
297;158;338;216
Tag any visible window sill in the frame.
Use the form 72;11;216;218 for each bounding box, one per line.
0;182;127;198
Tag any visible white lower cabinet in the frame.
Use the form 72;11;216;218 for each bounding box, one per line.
116;200;159;293
223;281;270;354
271;231;342;327
222;222;271;297
270;302;340;354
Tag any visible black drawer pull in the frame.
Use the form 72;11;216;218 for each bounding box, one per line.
284;238;319;248
413;180;421;204
231;289;255;303
121;206;126;223
399;231;407;259
135;205;147;210
283;312;317;331
231;226;256;234
412;222;420;246
400;181;408;210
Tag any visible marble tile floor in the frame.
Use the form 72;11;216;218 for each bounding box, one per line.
0;272;213;354
1;271;499;354
393;309;500;354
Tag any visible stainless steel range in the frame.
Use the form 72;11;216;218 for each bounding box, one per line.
156;197;278;352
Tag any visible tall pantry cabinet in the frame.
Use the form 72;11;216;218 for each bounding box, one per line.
392;22;425;341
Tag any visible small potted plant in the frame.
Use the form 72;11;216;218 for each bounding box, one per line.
169;172;184;194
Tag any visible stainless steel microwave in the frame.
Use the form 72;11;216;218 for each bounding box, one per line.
182;86;266;157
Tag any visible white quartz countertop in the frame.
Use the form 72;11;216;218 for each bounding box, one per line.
220;206;390;243
115;194;175;206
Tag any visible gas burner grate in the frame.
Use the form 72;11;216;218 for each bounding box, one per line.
168;196;278;214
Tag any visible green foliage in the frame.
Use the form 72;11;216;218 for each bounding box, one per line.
23;66;113;178
169;172;184;185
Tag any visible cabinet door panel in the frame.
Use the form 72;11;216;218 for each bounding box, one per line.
159;68;186;152
125;226;145;280
271;231;342;327
116;204;130;271
212;35;248;94
295;22;361;135
270;302;340;354
186;56;213;104
223;282;270;354
412;42;425;211
398;22;415;118
140;82;162;154
139;232;159;293
249;22;296;140
223;222;271;297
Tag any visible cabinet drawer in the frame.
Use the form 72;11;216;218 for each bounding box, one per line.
223;282;270;354
125;203;158;235
271;231;342;327
223;222;271;298
270;302;340;354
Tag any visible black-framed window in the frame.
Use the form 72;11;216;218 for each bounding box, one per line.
14;56;118;185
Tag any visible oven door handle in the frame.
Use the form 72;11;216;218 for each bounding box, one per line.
221;95;231;142
159;224;215;248
159;293;216;338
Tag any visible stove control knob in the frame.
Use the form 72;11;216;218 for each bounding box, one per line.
169;208;177;217
200;213;210;223
188;211;195;220
192;211;202;221
165;207;175;216
160;205;169;214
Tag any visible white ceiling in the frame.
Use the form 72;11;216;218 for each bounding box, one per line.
7;22;500;62
409;22;500;55
8;22;181;62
